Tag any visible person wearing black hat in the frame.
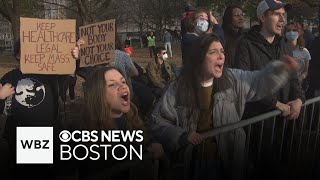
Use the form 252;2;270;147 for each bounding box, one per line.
180;4;196;36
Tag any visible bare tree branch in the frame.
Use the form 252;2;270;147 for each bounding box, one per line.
302;0;320;7
76;0;86;15
0;1;11;21
1;0;14;19
41;0;78;13
100;0;112;8
12;0;20;15
80;0;89;14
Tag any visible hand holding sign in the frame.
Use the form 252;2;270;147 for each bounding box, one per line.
72;47;80;59
76;39;85;48
72;39;85;59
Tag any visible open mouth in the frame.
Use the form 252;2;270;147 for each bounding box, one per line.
217;64;223;69
215;64;224;73
276;25;282;30
121;93;129;105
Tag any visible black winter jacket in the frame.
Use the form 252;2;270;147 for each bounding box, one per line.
309;37;320;89
234;25;305;117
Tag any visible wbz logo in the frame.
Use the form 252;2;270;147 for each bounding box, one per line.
16;127;53;164
20;139;50;149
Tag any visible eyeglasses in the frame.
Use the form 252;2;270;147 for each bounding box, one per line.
233;13;245;17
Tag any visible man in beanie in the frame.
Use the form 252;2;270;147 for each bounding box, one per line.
180;3;196;36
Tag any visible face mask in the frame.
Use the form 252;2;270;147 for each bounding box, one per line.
285;31;299;41
162;53;168;60
195;20;209;33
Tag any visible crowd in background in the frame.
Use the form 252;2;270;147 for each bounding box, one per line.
0;0;320;179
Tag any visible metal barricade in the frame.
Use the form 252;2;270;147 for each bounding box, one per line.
81;97;320;180
182;96;320;180
82;152;161;180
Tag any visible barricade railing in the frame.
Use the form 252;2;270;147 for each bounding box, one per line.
183;96;320;179
83;96;320;180
82;152;159;180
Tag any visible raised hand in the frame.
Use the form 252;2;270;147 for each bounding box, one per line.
280;55;299;72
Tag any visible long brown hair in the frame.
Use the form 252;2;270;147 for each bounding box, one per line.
222;5;243;35
83;66;114;130
83;67;148;141
177;33;225;108
176;33;232;129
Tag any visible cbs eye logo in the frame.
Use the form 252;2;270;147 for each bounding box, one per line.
59;130;71;142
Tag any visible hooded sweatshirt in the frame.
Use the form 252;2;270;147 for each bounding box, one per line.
234;25;305;117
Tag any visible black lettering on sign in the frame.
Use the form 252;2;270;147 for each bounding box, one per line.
36;43;61;53
24;54;45;64
80;25;96;37
88;33;107;45
84;52;110;65
80;46;95;56
97;22;114;33
38;61;56;72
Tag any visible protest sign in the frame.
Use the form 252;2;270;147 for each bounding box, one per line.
79;19;115;67
20;17;76;74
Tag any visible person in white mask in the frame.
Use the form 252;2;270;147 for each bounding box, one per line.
181;9;224;66
146;46;176;97
194;12;210;34
285;22;311;86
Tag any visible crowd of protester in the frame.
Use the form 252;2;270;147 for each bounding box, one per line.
1;0;320;179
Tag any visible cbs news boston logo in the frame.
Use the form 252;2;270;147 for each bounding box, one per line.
16;127;144;164
16;127;53;164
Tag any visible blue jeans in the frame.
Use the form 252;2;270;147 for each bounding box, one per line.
164;42;172;57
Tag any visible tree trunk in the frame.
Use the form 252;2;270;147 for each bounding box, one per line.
11;15;20;42
76;0;92;25
0;0;20;41
318;5;320;26
139;24;143;48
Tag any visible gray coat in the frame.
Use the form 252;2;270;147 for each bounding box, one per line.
150;61;290;179
162;31;172;43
